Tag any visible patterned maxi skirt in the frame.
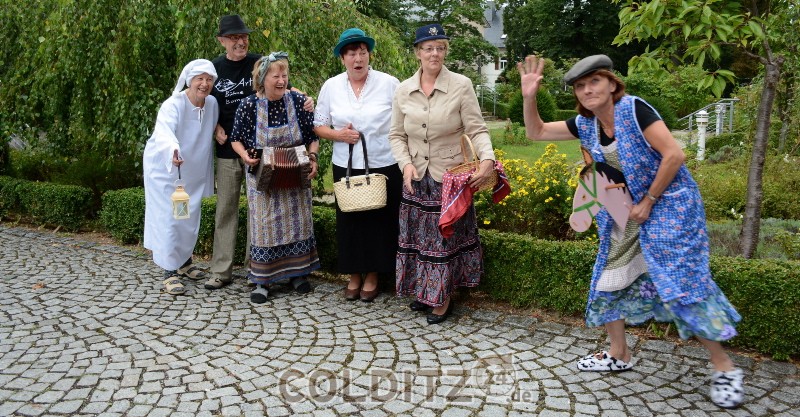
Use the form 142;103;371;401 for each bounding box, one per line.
586;273;741;341
245;172;320;286
396;173;483;307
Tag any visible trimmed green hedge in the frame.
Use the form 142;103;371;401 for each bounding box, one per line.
709;257;800;359
98;190;337;270
480;230;596;313
99;188;146;244
0;176;23;217
0;175;92;231
555;109;578;121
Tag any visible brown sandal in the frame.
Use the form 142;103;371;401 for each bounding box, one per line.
177;264;208;281
163;275;186;295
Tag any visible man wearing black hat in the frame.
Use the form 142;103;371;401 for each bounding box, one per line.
206;14;311;290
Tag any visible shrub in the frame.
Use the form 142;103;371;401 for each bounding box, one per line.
693;154;800;221
638;95;678;129
480;230;595;312
0;140;8;176
8;148;68;183
10;180;93;231
625;65;714;117
0;176;23;218
706;145;744;164
499;121;529;146
709;256;800;360
494;102;510;120
774;230;800;260
553;91;576;111
555;109;578;121
100;188;146;244
707;219;800;260
475;144;582;240
704;132;747;157
508;90;556;125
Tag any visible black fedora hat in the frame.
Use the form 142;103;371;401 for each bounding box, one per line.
217;15;254;37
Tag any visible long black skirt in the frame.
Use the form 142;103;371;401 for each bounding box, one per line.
332;163;402;274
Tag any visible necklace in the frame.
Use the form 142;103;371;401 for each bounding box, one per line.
347;77;365;109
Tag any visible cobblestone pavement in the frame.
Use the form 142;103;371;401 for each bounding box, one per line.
1;225;798;417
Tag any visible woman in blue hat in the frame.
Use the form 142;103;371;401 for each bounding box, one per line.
388;24;497;324
518;54;744;409
313;28;402;302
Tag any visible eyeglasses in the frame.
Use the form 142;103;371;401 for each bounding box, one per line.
225;34;249;42
267;51;289;62
420;46;446;54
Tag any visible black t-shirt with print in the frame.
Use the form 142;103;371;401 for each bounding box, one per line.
211;52;262;159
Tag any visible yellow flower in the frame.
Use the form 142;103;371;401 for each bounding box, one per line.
483;219;491;225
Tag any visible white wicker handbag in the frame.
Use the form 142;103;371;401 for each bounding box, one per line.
333;133;388;212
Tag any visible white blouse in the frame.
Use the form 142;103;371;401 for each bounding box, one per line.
314;68;399;169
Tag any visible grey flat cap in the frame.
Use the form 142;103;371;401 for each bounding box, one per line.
563;54;613;85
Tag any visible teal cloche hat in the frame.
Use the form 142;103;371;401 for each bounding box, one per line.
333;28;375;57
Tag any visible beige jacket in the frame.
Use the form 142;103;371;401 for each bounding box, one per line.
389;66;494;182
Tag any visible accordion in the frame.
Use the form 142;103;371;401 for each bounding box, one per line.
255;145;312;192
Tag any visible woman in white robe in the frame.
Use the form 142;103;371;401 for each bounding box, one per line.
143;59;219;295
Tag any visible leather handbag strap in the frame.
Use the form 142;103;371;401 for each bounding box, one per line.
345;132;370;187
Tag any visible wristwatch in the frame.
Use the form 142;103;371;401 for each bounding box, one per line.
645;190;659;202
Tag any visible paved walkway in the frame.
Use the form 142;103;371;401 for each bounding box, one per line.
1;225;798;417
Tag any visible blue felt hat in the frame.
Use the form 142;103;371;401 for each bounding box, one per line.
413;23;449;46
333;28;375;57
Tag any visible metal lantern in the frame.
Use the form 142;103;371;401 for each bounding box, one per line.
171;182;190;220
171;165;190;220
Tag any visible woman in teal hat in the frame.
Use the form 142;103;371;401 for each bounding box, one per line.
314;28;402;302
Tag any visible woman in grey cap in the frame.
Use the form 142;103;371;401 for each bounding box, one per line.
518;55;744;409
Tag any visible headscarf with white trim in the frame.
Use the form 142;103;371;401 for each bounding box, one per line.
171;59;218;123
172;59;218;97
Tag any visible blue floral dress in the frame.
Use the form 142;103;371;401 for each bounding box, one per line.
578;96;740;341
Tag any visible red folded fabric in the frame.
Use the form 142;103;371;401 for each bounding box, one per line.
439;161;511;239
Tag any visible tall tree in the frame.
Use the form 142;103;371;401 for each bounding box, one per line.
504;0;648;73
352;0;412;33
613;0;795;258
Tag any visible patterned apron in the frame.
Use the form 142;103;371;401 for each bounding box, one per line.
246;95;314;249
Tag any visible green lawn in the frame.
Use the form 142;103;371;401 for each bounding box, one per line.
488;125;583;165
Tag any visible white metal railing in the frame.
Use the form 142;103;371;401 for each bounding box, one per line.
476;84;499;117
679;98;740;135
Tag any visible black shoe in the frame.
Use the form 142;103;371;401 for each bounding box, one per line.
409;300;432;312
290;276;312;294
426;302;454;325
250;285;269;304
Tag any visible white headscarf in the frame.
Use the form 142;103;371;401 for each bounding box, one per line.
172;59;218;97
